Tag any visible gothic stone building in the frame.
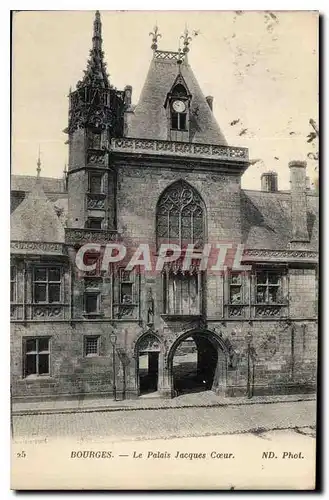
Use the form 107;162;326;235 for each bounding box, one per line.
10;12;318;402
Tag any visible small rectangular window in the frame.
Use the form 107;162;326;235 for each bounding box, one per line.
171;112;179;129
119;269;135;304
229;274;242;304
171;112;187;131
85;292;100;314
86;218;103;229
179;113;186;130
256;271;282;304
33;267;61;304
89;173;103;194
24;337;50;377
121;283;133;304
84;336;100;356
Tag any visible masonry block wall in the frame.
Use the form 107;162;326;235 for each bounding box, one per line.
289;267;317;319
67;170;86;227
116;164;243;244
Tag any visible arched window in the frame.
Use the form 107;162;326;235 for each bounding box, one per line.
156;180;205;247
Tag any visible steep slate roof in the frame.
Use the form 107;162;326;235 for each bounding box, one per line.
10;176;319;251
11;175;64;194
241;190;318;251
11;180;65;243
127;55;227;145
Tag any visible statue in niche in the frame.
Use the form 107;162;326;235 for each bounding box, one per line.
147;287;154;326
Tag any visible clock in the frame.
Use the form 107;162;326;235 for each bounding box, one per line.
172;100;186;113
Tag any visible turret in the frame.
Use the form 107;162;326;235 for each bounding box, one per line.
64;11;124;230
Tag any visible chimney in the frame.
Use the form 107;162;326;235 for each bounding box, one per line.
261;171;278;192
289;160;309;243
124;85;132;108
206;96;213;111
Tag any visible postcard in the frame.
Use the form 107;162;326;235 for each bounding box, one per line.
11;10;318;490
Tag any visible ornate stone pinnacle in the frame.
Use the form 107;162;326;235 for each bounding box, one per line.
93;10;102;50
149;24;162;51
76;10;109;89
36;146;41;178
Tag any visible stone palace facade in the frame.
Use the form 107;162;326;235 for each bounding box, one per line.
10;12;318;402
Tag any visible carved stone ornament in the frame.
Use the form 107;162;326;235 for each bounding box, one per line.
32;305;63;319
111;137;249;162
243;249;318;260
138;333;161;352
11;241;64;254
65;228;119;245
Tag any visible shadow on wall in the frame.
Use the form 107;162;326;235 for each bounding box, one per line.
240;191;276;244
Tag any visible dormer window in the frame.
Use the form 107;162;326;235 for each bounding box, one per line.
165;77;191;142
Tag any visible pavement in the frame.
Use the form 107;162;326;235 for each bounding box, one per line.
12;390;316;416
12;399;316;443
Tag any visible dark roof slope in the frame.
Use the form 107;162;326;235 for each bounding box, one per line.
127;55;227;145
11;175;64;194
241;190;318;250
11;180;65;243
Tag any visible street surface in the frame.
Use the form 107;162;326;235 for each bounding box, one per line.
13;399;316;443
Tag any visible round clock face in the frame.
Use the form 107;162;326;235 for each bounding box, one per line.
172;100;186;113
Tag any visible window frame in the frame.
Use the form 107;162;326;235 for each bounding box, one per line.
23;337;51;378
85;217;104;230
156;181;205;248
171;111;187;131
33;266;62;304
255;270;283;305
84;335;100;357
88;171;104;194
119;269;136;305
228;273;243;305
10;265;17;303
163;271;200;316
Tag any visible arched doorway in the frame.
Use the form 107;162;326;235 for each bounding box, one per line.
136;333;161;396
168;330;227;397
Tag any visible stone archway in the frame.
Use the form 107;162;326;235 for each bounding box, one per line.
166;329;228;398
135;333;162;396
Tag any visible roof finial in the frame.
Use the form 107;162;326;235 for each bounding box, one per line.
93;10;102;51
149;24;162;51
181;25;192;54
36;146;41;179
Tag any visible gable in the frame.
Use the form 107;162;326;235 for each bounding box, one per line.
127;55;227;145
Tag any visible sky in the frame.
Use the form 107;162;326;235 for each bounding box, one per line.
12;10;318;190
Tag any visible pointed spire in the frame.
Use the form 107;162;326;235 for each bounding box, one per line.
76;10;109;89
63;163;68;191
36;146;41;179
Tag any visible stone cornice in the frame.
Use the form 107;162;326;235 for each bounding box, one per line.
110;138;249;167
242;248;318;263
65;228;119;245
10;240;65;255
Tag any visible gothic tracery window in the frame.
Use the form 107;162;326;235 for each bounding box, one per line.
156;180;205;247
